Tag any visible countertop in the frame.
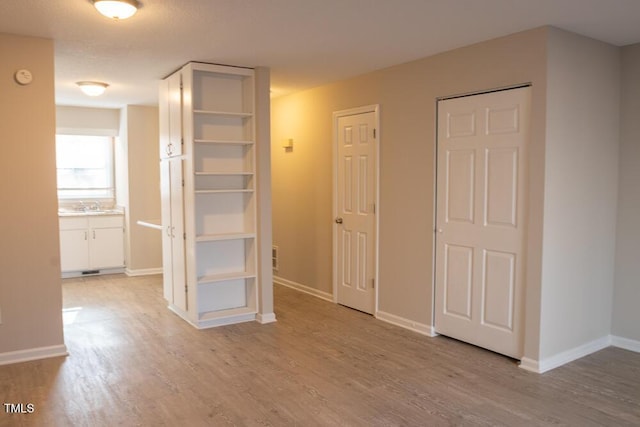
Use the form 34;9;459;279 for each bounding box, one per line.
58;208;124;217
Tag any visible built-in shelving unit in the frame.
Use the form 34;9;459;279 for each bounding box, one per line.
160;62;259;328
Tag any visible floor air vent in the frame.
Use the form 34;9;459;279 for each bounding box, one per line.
272;246;279;271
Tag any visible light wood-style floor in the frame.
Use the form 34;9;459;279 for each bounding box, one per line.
1;274;639;426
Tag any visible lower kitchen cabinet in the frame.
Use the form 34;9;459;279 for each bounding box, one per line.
59;215;125;276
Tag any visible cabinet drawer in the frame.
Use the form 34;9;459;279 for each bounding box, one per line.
59;217;88;230
90;215;123;229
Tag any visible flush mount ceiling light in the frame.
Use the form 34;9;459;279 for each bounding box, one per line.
76;81;109;96
93;0;139;20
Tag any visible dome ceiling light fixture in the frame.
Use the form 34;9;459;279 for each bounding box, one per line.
93;0;139;20
76;81;109;96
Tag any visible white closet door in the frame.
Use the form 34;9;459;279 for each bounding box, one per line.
435;87;530;359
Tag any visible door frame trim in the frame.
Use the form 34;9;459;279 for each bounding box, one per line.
332;104;381;313
436;83;532;101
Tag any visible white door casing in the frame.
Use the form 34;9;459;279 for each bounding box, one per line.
333;106;379;314
435;87;530;359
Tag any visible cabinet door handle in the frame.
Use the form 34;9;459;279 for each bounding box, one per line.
93;230;96;239
166;143;173;156
84;231;87;240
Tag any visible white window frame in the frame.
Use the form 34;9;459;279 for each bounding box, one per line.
55;134;116;204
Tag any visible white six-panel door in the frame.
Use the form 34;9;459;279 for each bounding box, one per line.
335;109;377;314
435;87;530;359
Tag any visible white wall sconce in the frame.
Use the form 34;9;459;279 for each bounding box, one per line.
93;0;139;20
76;81;109;96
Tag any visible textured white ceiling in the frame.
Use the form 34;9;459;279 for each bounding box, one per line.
2;0;640;108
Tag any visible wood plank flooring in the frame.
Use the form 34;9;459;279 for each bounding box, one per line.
1;274;639;426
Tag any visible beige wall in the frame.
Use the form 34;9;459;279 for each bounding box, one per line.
272;26;634;365
118;105;162;273
0;33;65;357
539;28;620;360
56;106;120;136
272;27;549;356
613;43;640;342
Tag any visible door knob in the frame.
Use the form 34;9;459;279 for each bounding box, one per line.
335;217;343;224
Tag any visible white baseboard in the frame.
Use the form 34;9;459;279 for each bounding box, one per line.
62;267;125;279
375;310;437;337
0;344;68;367
273;276;438;338
256;312;277;324
518;357;542;373
519;335;611;374
273;276;334;302
125;267;163;277
167;304;262;329
197;313;257;329
611;335;640;353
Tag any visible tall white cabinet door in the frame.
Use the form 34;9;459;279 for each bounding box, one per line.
335;111;377;314
169;158;186;311
168;72;183;156
159;73;183;158
159;79;170;159
160;157;187;311
160;159;174;302
435;87;530;359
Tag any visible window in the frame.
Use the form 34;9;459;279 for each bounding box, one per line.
56;134;115;200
